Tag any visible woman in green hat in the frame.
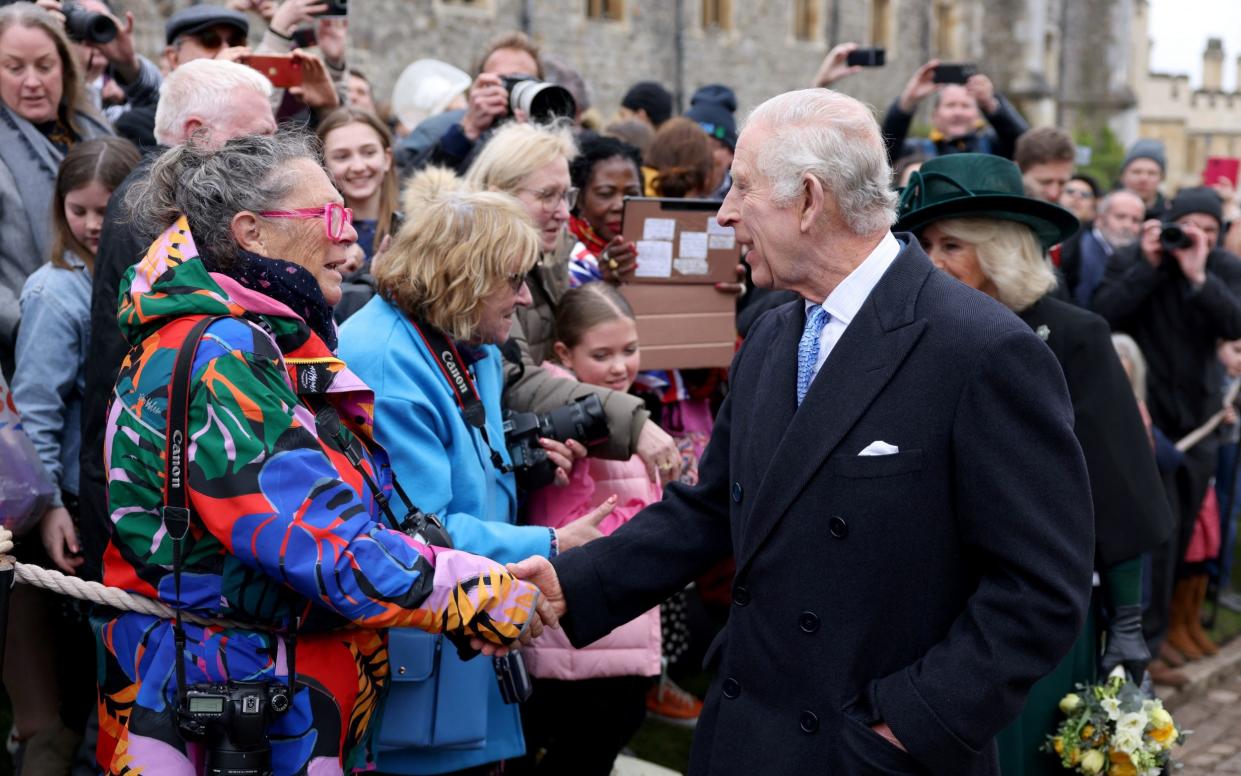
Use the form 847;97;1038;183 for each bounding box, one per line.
895;153;1173;776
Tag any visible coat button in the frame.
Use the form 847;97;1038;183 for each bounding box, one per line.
733;585;751;607
731;482;743;503
799;710;819;734
799;611;820;633
722;677;741;699
829;516;848;538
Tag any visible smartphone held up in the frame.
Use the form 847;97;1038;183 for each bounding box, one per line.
241;54;303;89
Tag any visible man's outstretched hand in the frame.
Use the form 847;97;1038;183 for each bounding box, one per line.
508;556;567;621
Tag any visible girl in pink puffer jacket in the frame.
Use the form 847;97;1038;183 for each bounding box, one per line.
518;283;664;775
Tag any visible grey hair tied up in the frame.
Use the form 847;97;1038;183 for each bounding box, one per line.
126;131;321;268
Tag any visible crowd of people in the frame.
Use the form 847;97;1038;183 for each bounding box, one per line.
0;1;1239;775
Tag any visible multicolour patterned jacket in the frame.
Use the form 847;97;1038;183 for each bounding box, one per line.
94;217;539;775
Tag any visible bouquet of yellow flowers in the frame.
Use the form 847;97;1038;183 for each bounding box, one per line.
1044;667;1185;775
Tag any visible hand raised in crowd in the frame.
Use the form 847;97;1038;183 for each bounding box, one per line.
1141;218;1209;285
317;16;347;70
228;0;278;21
289;49;340;111
636;420;682;483
554;494;617;551
33;0;64;24
965;73;999;114
216;45;253;64
540;437;588;487
898;59;941;113
269;0;328;39
812;42;862;89
1139;219;1164;268
40;506;83;576
462;72;511;141
597;236;639;281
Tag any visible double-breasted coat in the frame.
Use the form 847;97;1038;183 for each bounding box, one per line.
553;238;1096;776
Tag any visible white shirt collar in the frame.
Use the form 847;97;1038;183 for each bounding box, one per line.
805;232;902;325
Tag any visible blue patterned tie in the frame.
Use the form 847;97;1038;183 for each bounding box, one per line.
797;304;830;405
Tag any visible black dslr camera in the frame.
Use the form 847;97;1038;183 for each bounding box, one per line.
500;75;577;123
1160;223;1194;253
178;680;291;776
63;2;117;44
503;395;609;489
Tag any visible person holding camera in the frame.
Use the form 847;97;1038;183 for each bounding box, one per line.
1093;185;1241;682
0;2;113;381
338;167;614;775
96;133;547;776
881;58;1029;164
406;31;543;176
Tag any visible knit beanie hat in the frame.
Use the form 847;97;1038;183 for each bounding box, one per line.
622;81;673;127
1121;138;1167;175
684;84;738;150
1165;186;1223;227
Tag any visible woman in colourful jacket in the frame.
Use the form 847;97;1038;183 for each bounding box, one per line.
96;133;543;776
338;168;614;774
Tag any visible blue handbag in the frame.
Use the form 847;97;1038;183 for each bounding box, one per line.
377;628;489;750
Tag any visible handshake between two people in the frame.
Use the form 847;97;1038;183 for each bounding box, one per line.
467;495;615;657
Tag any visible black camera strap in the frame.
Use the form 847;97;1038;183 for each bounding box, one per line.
407;317;511;474
161;315;298;710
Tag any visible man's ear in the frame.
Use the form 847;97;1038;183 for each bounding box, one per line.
231;211;266;254
799;172;826;233
162;45;178;71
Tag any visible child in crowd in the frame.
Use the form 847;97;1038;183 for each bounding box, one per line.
8;137;139;771
517;282;663;776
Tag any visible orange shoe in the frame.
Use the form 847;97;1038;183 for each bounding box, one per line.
646;676;703;728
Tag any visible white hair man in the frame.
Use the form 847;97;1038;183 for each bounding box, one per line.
506;88;1094;775
1059;189;1146;307
77;58;277;582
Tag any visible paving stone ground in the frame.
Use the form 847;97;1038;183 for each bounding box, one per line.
1167;672;1241;775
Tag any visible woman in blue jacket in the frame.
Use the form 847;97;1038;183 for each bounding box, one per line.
338;168;611;774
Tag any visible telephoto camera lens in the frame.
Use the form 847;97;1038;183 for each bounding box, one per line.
63;1;117;44
1159;223;1193;253
501;76;577;123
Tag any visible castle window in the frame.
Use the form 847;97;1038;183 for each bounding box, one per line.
871;0;893;48
793;0;820;42
586;0;624;21
703;0;732;31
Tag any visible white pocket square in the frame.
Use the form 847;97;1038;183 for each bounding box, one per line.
858;440;900;457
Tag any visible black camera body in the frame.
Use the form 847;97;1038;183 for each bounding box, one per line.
63;1;117;44
503;395;609;490
178;680;291;776
1160;223;1194;253
846;47;886;67
494;654;533;704
500;75;577;123
313;0;348;16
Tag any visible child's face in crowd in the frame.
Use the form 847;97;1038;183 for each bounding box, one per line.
1219;340;1241;378
555;316;640;394
64;179;112;258
323;121;391;209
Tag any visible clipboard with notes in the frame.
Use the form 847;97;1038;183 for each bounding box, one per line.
613;197;741;370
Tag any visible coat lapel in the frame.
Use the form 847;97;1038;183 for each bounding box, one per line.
736;245;933;571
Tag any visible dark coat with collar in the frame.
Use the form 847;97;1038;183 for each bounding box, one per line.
553;237;1095;776
1018;296;1172;566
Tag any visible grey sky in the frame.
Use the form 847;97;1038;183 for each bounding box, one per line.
1146;0;1241;90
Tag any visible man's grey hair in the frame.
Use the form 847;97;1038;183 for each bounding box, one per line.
154;58;273;146
745;89;897;236
127;132;319;267
1096;189;1144;218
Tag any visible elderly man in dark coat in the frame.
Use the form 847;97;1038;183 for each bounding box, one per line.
505;89;1094;776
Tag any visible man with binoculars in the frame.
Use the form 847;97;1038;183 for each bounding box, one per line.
1093;185;1241;682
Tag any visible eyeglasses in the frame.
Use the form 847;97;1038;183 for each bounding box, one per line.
505;271;530;292
258;202;354;242
176;29;247;50
1062;186;1095;200
516;186;578;212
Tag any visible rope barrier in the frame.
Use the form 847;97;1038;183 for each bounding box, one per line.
0;529;256;631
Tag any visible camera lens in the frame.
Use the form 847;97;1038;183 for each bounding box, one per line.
506;79;576;122
1160;224;1193;252
63;3;118;44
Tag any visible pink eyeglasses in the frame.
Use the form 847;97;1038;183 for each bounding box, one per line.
258;202;354;242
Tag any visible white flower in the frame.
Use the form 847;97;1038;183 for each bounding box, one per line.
1058;693;1082;714
1114;728;1143;754
1101;696;1122;721
1141;699;1159;715
1108;665;1128;682
1080;749;1106;774
1118;711;1148;735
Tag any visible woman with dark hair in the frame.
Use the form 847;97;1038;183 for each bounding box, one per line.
0;2;113;378
566;133;643;285
643;117;714;199
895;153;1173;776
